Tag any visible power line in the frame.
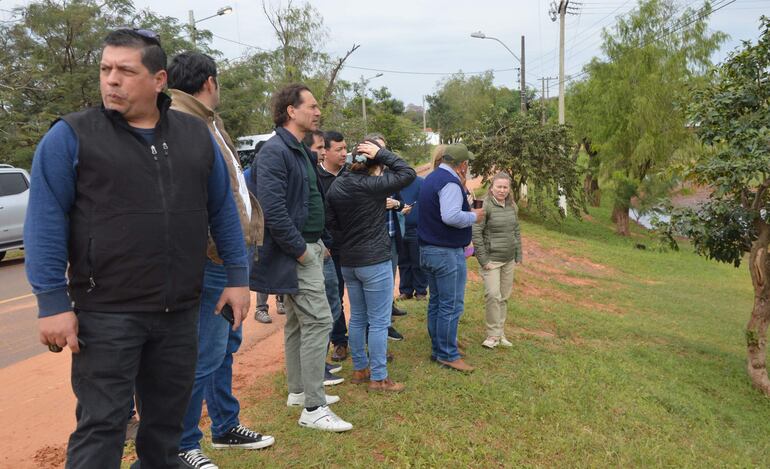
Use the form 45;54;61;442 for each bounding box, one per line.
559;0;737;87
344;64;518;76
210;33;271;52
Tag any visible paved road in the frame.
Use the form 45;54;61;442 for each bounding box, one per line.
0;255;41;368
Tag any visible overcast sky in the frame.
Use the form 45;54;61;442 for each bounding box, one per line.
4;0;768;107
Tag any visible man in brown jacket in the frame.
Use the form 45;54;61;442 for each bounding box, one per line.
168;52;271;469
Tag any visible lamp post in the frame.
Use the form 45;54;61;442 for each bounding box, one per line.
360;73;383;133
471;31;526;113
188;6;233;47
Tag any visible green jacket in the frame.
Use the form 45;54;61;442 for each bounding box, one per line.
472;193;522;266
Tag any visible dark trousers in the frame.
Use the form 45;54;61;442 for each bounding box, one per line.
66;307;199;469
330;252;348;346
398;230;428;296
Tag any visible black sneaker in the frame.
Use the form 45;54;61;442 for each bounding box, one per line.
391;303;407;316
179;449;219;469
388;326;404;341
324;369;345;386
326;362;342;374
211;424;275;450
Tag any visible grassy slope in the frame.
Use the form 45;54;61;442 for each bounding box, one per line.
147;203;770;468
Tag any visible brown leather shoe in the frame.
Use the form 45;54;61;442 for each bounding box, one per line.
332;344;348;361
437;358;475;373
351;368;370;384
368;377;405;393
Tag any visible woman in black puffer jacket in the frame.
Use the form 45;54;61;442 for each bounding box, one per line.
325;140;415;393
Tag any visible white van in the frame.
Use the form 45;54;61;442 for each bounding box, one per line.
0;164;30;262
236;132;275;169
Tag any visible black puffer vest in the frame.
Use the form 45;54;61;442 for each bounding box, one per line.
62;95;215;313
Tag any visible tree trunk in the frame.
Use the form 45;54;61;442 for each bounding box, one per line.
612;205;630;236
584;174;601;207
746;223;770;395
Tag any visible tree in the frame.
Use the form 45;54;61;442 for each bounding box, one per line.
260;0;357;115
426;72;518;142
568;0;726;235
0;0;202;169
664;17;770;395
217;53;273;138
464;109;584;219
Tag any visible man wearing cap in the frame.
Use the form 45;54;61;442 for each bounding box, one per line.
417;144;484;372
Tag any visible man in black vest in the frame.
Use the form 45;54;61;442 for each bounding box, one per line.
24;29;250;468
417;144;484;373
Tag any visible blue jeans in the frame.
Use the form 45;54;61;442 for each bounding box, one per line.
419;245;467;362
342;261;393;381
179;260;242;451
323;255;342;333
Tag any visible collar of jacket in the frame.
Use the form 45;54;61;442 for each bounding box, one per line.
275;126;308;153
101;92;172;132
167;89;215;120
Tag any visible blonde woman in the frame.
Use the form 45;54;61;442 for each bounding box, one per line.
472;172;522;349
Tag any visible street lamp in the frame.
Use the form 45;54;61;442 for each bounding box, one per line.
360;73;383;133
471;30;526;113
188;6;233;47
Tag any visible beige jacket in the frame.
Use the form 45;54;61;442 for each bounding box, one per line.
169;89;264;263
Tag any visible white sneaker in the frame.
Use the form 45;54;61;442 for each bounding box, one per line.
499;336;513;347
298;405;353;432
286;392;340;407
482;336;500;349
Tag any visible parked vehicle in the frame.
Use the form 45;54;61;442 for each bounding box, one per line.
0;164;30;262
236;132;274;169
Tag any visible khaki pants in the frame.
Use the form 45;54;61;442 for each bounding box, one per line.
480;259;516;337
284;240;333;408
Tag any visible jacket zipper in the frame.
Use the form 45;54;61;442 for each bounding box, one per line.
151;142;171;312
87;237;96;292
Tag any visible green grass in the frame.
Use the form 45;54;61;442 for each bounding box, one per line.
129;201;770;467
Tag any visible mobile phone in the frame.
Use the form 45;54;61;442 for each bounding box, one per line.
220;304;235;325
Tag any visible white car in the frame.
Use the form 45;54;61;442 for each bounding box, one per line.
0;164;30;262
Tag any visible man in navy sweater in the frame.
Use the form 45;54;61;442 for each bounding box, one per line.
24;29;250;468
418;144;484;373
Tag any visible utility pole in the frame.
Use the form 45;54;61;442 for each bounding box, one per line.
545;76;555;99
188;10;196;47
520;35;526;113
558;1;566;124
188;6;233;49
540;77;546;124
539;76;558;124
422;95;427;131
360;76;367;133
550;1;580;124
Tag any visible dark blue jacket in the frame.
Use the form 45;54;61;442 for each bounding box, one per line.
400;176;423;229
249;127;328;294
